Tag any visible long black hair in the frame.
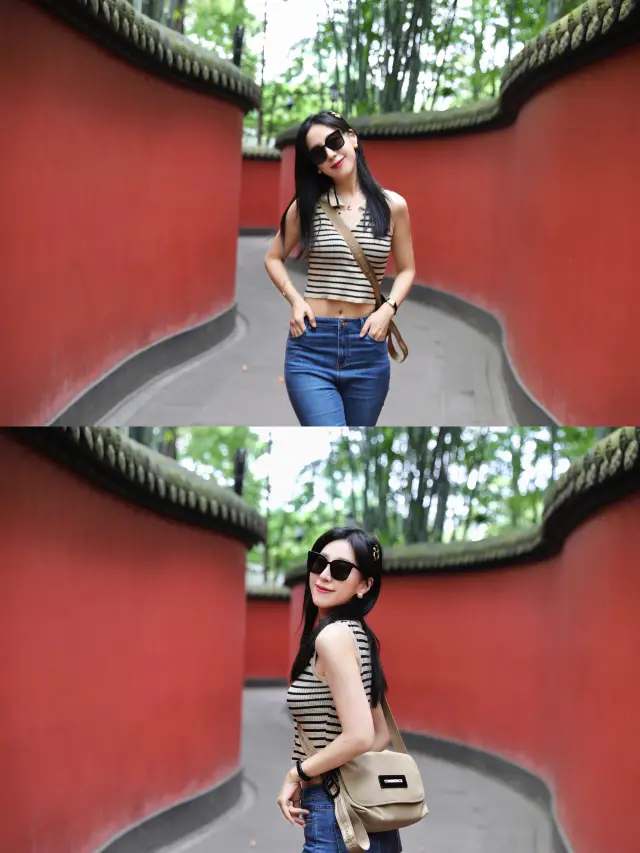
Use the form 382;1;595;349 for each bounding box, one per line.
279;111;392;259
289;527;388;709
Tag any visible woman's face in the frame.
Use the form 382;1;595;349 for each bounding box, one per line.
306;124;358;181
309;538;373;612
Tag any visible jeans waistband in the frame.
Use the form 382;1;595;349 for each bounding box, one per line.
300;783;332;803
310;316;371;328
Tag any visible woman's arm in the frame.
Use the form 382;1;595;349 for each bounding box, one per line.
264;202;316;335
370;699;391;751
264;202;304;306
291;623;375;781
386;191;416;310
360;191;415;340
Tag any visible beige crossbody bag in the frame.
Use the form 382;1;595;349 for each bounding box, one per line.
296;695;428;852
319;200;409;364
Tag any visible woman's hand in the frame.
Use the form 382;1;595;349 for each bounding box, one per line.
276;769;310;826
290;299;316;337
360;302;395;341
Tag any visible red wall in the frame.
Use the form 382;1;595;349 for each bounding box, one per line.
0;436;248;853
279;46;640;423
3;1;245;425
245;598;290;679
288;494;640;853
240;158;281;230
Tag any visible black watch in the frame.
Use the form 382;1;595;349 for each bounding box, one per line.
296;759;313;782
382;296;398;314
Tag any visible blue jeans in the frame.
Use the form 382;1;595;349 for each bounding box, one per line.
284;317;391;426
300;784;402;853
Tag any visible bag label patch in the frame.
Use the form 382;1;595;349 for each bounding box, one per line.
378;775;408;789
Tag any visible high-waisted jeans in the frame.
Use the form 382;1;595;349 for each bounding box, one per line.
284;316;391;426
300;784;403;853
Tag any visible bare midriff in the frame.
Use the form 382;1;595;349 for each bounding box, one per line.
305;297;374;319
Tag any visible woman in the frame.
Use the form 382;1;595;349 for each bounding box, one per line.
277;527;402;853
264;111;415;427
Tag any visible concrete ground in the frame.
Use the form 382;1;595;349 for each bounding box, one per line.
100;237;516;427
152;687;554;853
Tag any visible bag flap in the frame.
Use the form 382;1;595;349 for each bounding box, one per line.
339;750;425;807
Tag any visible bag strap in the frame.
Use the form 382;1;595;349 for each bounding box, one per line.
295;695;407;853
296;723;368;851
319;200;408;364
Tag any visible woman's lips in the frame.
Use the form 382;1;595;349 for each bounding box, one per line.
331;157;345;169
316;584;333;593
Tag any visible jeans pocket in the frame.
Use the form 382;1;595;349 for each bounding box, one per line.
289;325;309;341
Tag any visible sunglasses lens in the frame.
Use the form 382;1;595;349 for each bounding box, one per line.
309;148;325;166
326;131;345;152
330;560;354;581
308;551;328;574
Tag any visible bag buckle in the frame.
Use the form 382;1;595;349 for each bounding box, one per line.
323;771;340;801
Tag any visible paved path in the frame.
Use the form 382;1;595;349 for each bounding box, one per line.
153;688;553;853
100;237;516;427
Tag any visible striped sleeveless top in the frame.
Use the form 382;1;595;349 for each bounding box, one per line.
286;619;372;763
304;187;393;305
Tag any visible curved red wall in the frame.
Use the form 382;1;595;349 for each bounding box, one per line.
279;45;640;423
0;436;248;853
288;494;640;853
245;597;290;679
240;159;281;230
3;1;245;425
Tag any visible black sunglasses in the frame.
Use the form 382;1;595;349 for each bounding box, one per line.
308;129;346;167
307;550;359;582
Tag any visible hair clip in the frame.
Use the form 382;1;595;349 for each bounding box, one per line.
328;110;342;119
372;544;380;561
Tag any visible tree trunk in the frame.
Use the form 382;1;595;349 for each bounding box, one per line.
430;428;461;542
429;0;458;109
167;0;187;32
405;0;432;110
161;428;177;460
262;433;273;582
423;427;447;535
507;0;517;62
550;425;558;481
257;0;268;145
324;0;343;104
546;0;564;25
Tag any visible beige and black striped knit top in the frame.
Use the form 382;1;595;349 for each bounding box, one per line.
287;619;372;763
304;187;393;305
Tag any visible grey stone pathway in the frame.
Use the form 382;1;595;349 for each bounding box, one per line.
152;687;553;853
100;237;516;427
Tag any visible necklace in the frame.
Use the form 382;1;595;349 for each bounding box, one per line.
341;189;363;211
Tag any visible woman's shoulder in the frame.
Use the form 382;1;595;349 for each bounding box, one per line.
316;620;362;647
381;188;408;211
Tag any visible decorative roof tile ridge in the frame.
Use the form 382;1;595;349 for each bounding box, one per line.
33;0;260;112
283;427;640;584
242;146;281;160
13;427;267;547
247;585;291;600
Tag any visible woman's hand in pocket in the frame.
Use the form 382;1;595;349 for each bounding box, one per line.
361;303;394;341
290;299;316;337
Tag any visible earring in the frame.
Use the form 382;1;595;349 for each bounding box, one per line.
358;593;363;599
354;143;359;149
